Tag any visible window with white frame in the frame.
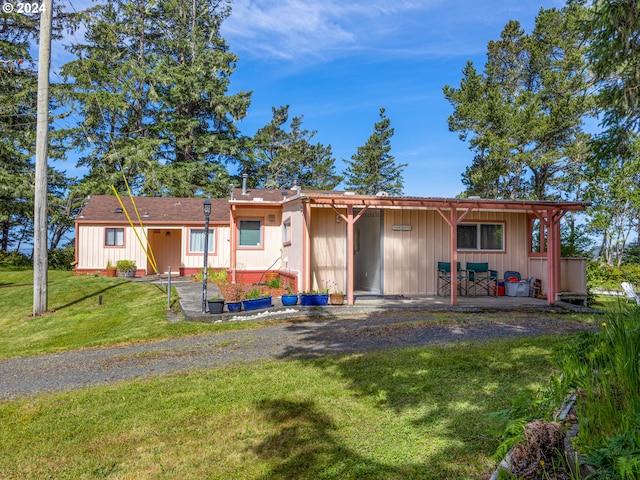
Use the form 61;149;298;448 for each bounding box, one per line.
239;219;262;247
282;218;291;244
189;228;215;253
457;223;504;251
105;228;124;246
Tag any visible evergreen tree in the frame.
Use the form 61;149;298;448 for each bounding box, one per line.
443;7;592;200
59;0;251;198
580;0;640;131
242;105;342;190
0;11;38;251
343;107;405;195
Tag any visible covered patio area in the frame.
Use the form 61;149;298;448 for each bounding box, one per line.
301;193;589;307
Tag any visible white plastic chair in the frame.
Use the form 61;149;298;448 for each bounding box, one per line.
621;282;640;305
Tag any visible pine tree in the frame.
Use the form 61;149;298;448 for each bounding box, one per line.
0;11;37;251
343;108;406;195
59;0;251;198
242;105;342;190
443;7;592;200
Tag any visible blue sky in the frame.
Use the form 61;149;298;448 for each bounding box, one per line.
51;0;565;197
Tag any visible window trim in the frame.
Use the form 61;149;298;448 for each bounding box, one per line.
104;227;125;247
282;216;292;246
456;221;505;252
237;217;264;250
187;227;217;256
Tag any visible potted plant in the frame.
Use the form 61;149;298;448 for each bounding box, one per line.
324;280;344;305
219;283;245;312
242;286;272;311
105;260;117;277
330;291;345;305
281;286;299;306
299;290;329;306
207;297;225;314
116;259;136;278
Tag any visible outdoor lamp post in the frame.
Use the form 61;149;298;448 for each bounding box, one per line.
202;199;211;314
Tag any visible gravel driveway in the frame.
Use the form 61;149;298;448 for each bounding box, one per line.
0;311;596;401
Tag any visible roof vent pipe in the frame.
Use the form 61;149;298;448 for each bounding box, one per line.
229;183;235;200
242;173;248;195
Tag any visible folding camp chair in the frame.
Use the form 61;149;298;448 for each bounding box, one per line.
621;282;640;305
437;262;466;296
466;262;498;296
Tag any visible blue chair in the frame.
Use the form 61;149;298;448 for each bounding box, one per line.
437;262;467;296
466;262;498;296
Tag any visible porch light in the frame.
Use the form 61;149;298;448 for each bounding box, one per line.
202;199;211;314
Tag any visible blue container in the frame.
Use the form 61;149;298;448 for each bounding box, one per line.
281;294;299;306
242;296;272;311
299;294;329;306
227;302;242;313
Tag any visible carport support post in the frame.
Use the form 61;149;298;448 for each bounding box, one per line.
435;204;472;306
545;208;566;305
347;205;355;306
335;204;368;306
450;206;459;306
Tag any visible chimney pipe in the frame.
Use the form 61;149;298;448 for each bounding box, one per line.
242;173;248;195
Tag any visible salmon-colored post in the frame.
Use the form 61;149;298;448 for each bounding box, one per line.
347;205;355;306
229;206;236;283
553;211;563;304
302;202;311;293
449;205;458;306
546;209;558;305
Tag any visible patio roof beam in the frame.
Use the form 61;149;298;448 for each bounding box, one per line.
305;196;588;212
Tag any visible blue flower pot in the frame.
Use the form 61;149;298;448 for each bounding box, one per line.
299;294;329;306
227;302;242;313
242;296;272;311
281;294;299;306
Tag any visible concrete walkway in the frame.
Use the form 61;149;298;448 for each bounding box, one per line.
140;276;599;323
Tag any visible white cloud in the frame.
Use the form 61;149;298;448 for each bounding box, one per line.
222;0;440;61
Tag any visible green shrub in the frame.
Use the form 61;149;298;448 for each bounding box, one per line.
266;276;281;289
116;259;136;272
48;247;75;270
560;307;640;477
0;251;31;267
587;261;640;290
193;267;227;285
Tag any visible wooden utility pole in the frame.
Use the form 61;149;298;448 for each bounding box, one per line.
33;0;53;316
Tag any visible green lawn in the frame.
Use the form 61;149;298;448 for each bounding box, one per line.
0;336;565;479
0;269;602;478
0;269;255;359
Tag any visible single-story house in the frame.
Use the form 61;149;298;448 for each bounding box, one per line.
74;187;589;306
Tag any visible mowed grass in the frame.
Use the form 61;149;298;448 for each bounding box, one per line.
0;336;565;479
0;269;251;359
0;269;601;478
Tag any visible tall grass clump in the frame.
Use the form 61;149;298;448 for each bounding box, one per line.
492;305;640;478
559;304;640;477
